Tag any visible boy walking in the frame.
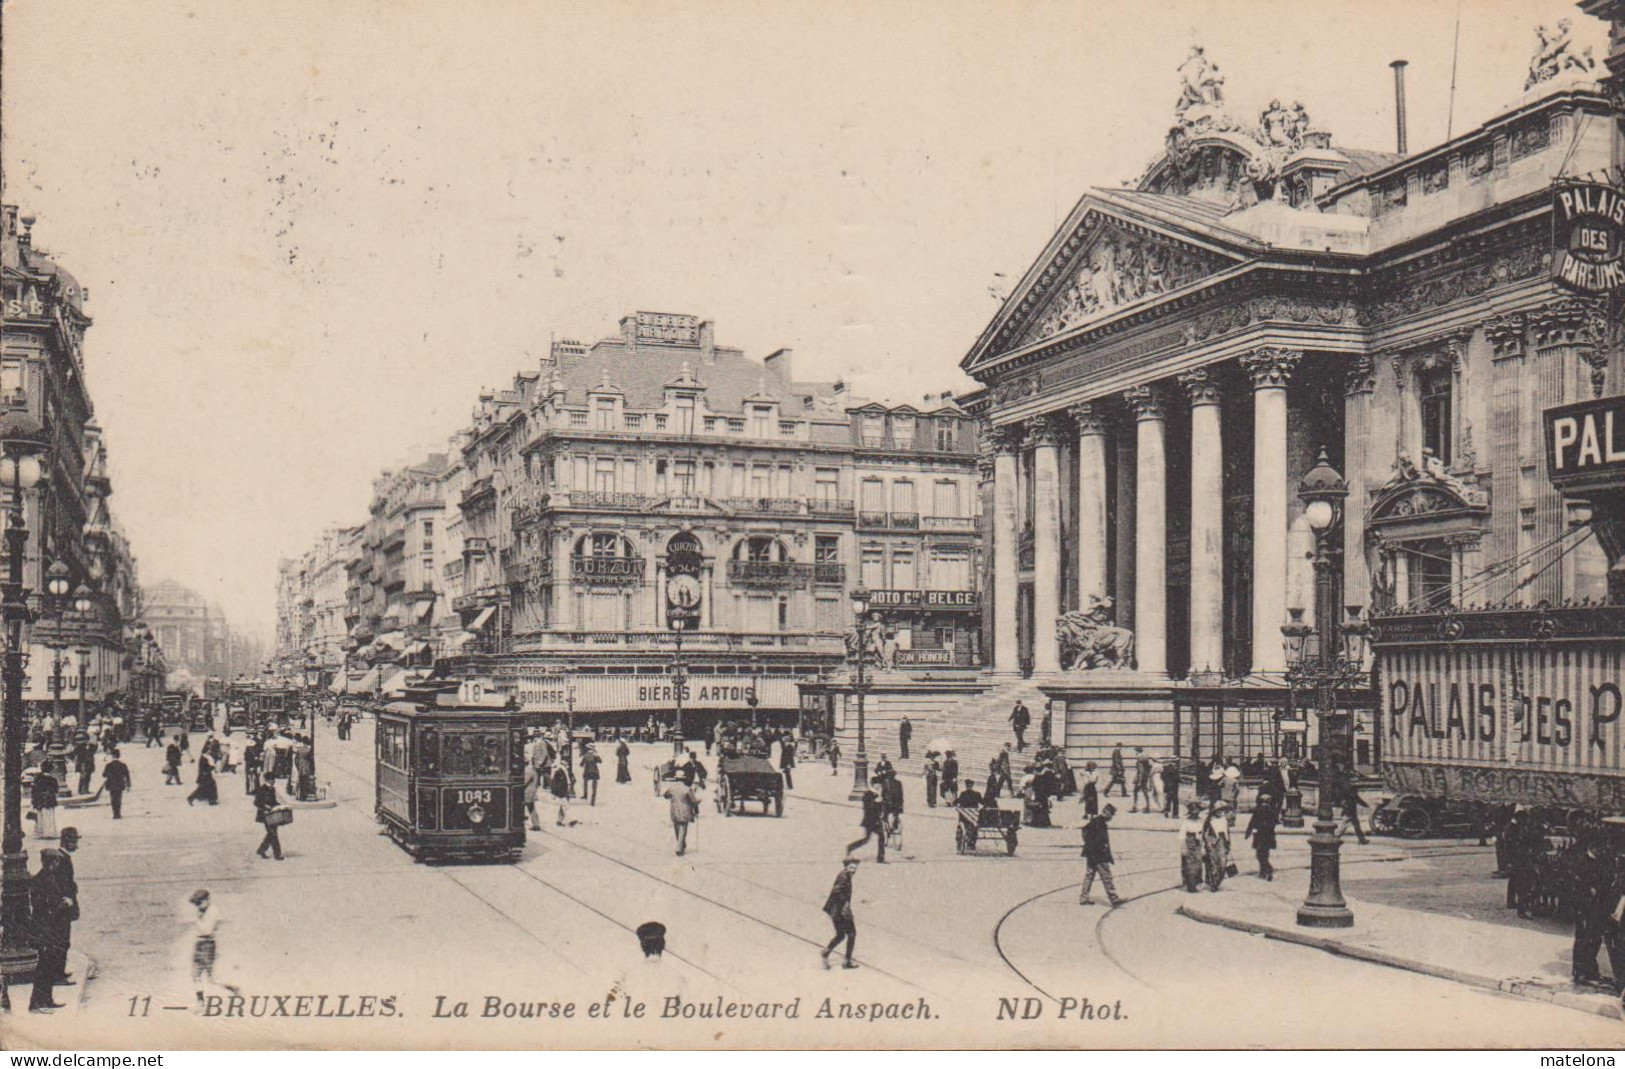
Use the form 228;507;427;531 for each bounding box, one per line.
1079;803;1125;907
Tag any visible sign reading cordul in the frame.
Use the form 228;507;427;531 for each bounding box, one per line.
1552;181;1625;295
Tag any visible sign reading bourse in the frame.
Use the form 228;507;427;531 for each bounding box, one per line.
1553;182;1625;296
1376;611;1625;810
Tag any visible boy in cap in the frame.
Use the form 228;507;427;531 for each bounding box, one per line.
1079;803;1125;907
820;857;860;970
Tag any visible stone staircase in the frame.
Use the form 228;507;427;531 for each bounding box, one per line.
830;674;1055;787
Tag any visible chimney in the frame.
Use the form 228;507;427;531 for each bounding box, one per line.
1390;59;1409;156
763;347;793;385
699;320;717;365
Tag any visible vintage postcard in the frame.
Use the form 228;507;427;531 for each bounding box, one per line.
3;0;1625;1051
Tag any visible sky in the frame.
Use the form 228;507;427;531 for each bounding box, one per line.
0;0;1597;641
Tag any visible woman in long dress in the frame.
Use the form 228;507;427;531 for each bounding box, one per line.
1202;803;1231;891
615;739;632;784
1180;801;1206;892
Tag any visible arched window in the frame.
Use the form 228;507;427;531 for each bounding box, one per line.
574;533;635;559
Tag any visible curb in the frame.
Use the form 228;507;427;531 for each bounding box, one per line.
1177;902;1623;1020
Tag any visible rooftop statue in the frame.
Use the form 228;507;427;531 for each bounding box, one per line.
1527;19;1596;90
1175;46;1229;126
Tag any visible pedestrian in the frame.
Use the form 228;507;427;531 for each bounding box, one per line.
1106;743;1128;798
1157;750;1183;815
48;828;82;984
779;734;796;790
1245;791;1279;880
26;849;71;1012
941;750;959;798
1040;705;1053;748
188;889;228;1004
29;766;59;840
73;739;95;796
550;762;575;827
923;753;940;808
1220;757;1242;827
993;744;1013;797
1203;802;1233;891
1081;761;1100;817
164;739;183;786
1180;801;1206;892
1603;853;1625;992
1131;748;1153;813
523;763;543;831
897;715;912;761
828;738;841;776
243;736;262;796
662;778;700;856
820;857;860;970
1078;803;1125;907
1338;783;1369;845
580;745;602;806
880;770;904;841
845;782;887;863
873;752;894;781
1009;700;1030;751
615;738;632;785
253;779;285;860
1573;837;1613;986
187;750;218;807
102;749;131;819
1504;810;1535;916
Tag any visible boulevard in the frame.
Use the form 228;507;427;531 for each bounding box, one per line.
7;713;1623;1049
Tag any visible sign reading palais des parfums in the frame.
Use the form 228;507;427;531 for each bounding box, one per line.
1552;181;1625;295
1546;395;1625;493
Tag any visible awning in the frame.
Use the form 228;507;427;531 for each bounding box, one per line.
469;607;496;632
376;631;407;651
450;630;479;649
328;674;350;695
416;602;435;623
405;641;430;658
354;666;382;693
381;669;410;696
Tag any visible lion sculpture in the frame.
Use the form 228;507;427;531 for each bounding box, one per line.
1057;596;1136;671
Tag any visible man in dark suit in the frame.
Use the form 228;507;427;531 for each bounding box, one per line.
27;848;72;1011
56;828;80;980
163;739;183;786
897;716;912;760
72;738;95;796
102;750;131;819
819;858;860;970
253;781;284;860
1078;804;1124;907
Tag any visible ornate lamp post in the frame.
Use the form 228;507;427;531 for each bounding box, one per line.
670;616;688;755
1281;448;1366;929
43;561;69;738
303;652;320;797
847;585;870;801
0;406;46;1002
71;584;92;728
747;654;762;730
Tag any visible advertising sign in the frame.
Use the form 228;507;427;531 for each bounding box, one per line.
1546;395;1625;492
1552;181;1625;295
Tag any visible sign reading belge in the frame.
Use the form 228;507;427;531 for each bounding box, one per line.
867;589;980;611
1553;182;1625;295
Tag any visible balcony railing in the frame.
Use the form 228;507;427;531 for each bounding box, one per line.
858;510;889;529
922;515;977;532
890;512;919;530
808;498;854;518
571;556;646;585
813;562;846;585
726;560;814;588
857;511;926;530
568;491;655;510
505;562;531;585
513;630;844;652
724;496;804;516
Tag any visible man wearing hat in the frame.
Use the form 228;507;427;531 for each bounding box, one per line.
189;889;223;1001
820;857;860;970
1079;803;1125;907
636;921;666;960
102;749;131;819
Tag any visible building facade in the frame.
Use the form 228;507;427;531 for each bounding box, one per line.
1;205;154;705
145;579;255;687
965;48;1619;690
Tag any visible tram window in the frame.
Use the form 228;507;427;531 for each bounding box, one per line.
378;722;408;770
441;731;507;775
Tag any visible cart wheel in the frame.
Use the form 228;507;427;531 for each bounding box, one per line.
774;792;784;817
1397;806;1431;839
1006;829;1018;856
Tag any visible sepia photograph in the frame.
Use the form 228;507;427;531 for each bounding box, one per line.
4;0;1625;1051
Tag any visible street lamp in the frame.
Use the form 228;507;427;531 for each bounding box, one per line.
747;654;762;730
303;652;320;799
670;616;688;756
0;404;46;1004
71;584;92;728
1281;447;1365;930
43;561;69;735
847;585;870;801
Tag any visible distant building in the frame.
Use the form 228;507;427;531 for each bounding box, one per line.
145;579;253;686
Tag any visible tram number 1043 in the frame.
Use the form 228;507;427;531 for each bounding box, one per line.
455;789;494;805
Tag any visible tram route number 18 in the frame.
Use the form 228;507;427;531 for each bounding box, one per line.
455;789;493;805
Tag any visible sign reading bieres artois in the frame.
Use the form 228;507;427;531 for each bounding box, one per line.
1376;610;1625;810
1551;181;1625;295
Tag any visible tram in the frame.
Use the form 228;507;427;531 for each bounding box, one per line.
376;678;527;862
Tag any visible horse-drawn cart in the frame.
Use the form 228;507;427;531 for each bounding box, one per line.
716;754;784;816
955;805;1019;855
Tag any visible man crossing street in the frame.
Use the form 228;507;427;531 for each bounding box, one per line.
1079;804;1124;907
102;750;131;819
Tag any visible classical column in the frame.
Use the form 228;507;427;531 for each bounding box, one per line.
1179;370;1224;674
1241;347;1300;674
1069;403;1110;608
1028;415;1063;673
1343;354;1377;614
991;429;1021;672
1125;385;1166;674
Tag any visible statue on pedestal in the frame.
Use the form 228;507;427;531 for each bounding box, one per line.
1057;595;1136;671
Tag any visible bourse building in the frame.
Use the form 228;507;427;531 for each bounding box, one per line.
945;28;1624;769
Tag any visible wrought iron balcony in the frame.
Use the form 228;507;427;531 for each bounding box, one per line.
922;515;976;532
724;496;805;516
726;560;814;588
568;490;656;510
813;562;846;585
858;510;889;529
808;498;854;518
890;512;920;530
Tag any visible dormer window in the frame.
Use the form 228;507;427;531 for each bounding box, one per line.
593;397;617;431
892;414;915;447
862;412;885;447
750;405;774;439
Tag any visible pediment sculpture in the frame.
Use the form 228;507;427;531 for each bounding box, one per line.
1058;595;1136;671
1368;448;1488;524
1024;225;1222;344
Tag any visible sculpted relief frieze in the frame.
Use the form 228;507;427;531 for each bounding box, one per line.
1021;223;1228;346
